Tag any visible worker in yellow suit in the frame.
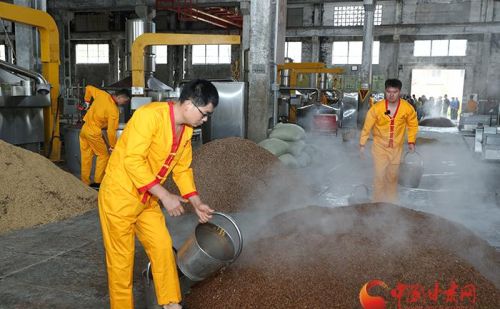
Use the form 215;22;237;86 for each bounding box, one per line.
466;94;478;113
98;79;218;309
359;79;418;203
79;86;131;187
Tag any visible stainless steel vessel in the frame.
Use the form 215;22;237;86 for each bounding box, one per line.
176;212;243;282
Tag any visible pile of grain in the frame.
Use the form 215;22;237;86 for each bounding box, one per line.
185;203;499;308
419;117;456;127
0;140;97;234
167;137;311;213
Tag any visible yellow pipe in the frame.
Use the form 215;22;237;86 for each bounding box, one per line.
131;33;240;90
0;2;61;161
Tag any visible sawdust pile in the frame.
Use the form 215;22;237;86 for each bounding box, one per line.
185;203;499;308
167;137;311;213
0;140;97;234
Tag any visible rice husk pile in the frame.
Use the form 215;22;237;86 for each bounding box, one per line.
419;117;456;127
0;140;97;234
185;203;499;308
166;137;311;213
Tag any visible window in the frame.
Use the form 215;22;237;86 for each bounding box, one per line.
448;40;467;56
333;4;382;26
75;44;109;64
332;41;380;65
285;42;302;63
413;39;467;57
154;45;168;64
192;45;231;64
0;44;5;61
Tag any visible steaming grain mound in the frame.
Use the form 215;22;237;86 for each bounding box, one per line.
0;140;97;234
419;117;456;127
167;137;311;212
186;203;499;308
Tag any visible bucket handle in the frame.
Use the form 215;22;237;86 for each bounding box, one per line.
212;211;243;262
402;151;423;167
146;262;152;286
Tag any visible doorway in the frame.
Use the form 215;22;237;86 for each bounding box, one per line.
411;68;465;118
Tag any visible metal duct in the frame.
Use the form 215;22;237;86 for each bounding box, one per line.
125;18;156;74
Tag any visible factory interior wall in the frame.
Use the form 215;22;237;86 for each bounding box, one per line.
74;64;114;88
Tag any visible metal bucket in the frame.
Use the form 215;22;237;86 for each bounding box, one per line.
398;151;424;188
176;212;243;282
142;212;242;308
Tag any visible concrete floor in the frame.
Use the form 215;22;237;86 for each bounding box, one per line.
0;127;499;309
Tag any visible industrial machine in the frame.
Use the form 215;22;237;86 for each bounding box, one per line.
0;2;61;159
0;60;51;152
459;113;497;131
474;125;500;161
276;62;344;133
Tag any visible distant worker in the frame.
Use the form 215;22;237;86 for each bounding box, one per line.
466;95;478;113
450;97;460;120
359;79;419;203
79;85;131;187
442;94;450;117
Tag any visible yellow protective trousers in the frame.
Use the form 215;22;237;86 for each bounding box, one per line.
371;142;403;203
79;126;109;185
98;177;181;309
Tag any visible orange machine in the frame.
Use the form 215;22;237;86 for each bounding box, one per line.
277;62;344;123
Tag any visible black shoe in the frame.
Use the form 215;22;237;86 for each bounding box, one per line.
89;183;101;190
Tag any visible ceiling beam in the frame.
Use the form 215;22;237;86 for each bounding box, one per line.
286;22;500;38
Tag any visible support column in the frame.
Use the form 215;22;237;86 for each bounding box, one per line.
240;1;250;82
309;35;320;88
247;0;287;142
358;0;376;127
477;33;491;98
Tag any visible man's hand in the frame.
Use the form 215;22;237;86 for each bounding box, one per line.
193;203;214;223
189;195;214;223
159;193;187;217
408;143;416;153
359;144;366;159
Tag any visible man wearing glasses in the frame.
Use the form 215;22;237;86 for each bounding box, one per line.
98;79;217;309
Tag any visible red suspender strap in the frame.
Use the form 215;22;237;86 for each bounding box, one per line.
141;102;185;204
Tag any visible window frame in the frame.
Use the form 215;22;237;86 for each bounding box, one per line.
192;44;232;65
285;41;302;63
333;4;383;27
0;44;6;61
331;41;380;65
154;45;168;64
75;43;109;64
413;39;467;57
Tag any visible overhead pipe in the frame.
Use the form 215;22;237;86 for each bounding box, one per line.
0;2;61;160
0;59;50;93
131;33;240;93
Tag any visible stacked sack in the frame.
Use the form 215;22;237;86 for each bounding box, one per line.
258;123;314;168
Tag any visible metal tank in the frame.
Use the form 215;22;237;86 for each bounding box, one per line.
108;18;173;105
0;59;51;150
125;19;156;75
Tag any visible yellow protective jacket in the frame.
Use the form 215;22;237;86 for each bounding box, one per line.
360;99;418;150
83;85;119;148
105;102;197;204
